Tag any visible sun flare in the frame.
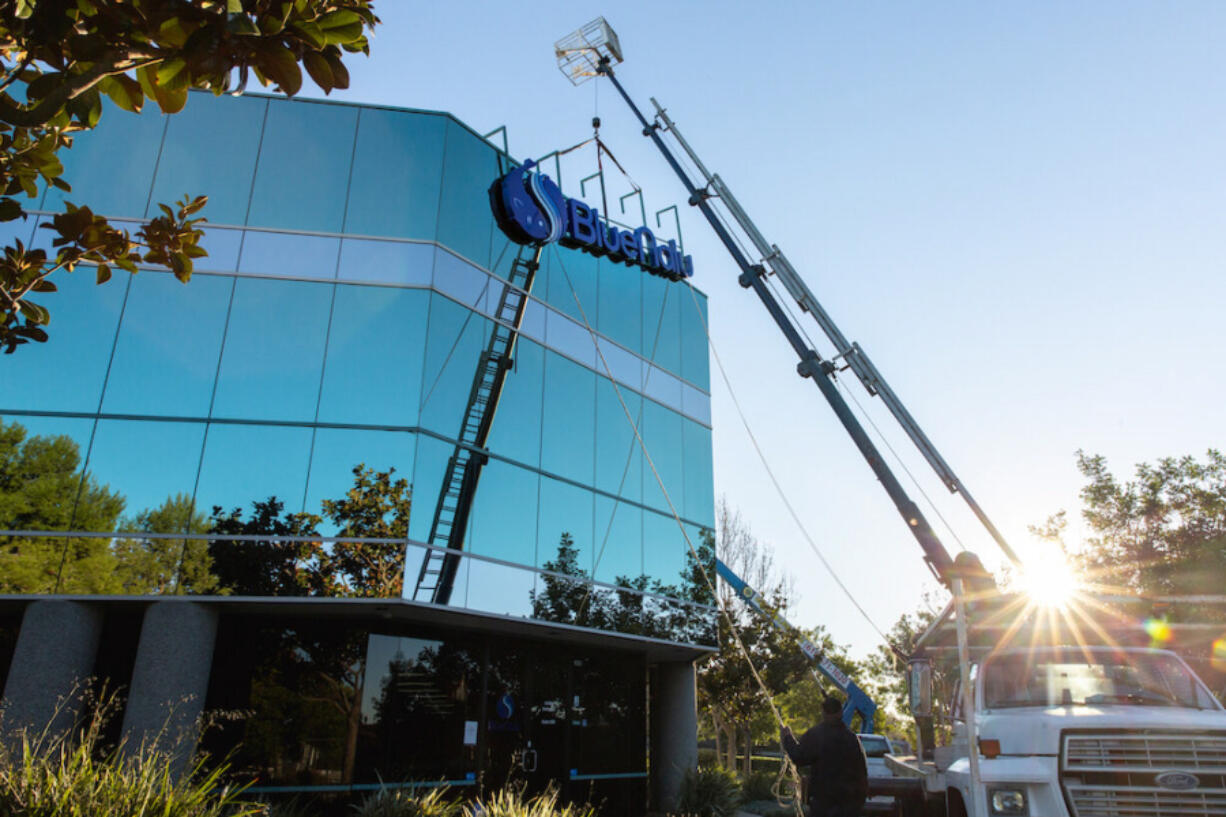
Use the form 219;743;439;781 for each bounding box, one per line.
1019;556;1081;609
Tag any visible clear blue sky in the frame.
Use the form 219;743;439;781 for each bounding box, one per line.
307;2;1226;658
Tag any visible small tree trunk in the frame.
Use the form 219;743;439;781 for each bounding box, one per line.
739;726;752;776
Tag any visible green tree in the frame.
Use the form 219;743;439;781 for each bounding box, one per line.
697;499;809;775
1073;449;1226;602
315;464;411;598
0;417;123;592
208;464;412;785
113;491;215;594
208;496;322;597
1066;449;1226;696
0;0;379;352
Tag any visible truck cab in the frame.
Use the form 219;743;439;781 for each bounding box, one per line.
932;645;1226;816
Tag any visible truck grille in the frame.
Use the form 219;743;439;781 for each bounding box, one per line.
1061;732;1226;817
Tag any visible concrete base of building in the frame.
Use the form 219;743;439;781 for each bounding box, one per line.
120;601;219;775
1;599;104;740
652;659;698;813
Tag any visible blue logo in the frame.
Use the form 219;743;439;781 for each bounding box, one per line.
490;160;694;281
496;693;515;720
1155;771;1199;791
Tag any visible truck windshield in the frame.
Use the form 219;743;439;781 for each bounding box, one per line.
982;648;1219;710
858;735;890;757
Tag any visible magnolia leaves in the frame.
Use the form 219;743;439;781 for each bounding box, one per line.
1;195;208;353
0;2;379;353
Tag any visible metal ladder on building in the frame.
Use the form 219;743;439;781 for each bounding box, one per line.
412;244;544;604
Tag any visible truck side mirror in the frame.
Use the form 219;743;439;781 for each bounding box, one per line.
908;659;932;717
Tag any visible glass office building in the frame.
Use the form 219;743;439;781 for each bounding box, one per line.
0;93;715;812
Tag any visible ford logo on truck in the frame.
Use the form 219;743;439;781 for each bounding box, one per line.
1155;771;1199;791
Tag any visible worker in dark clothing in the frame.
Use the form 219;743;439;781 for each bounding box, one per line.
781;695;869;817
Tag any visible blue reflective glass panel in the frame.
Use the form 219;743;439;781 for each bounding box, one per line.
87;419;205;523
211;277;332;422
461;556;536;618
597;256;642;356
640;399;684;515
238;231;340;280
519;297;546;344
317;285;427;427
337;238;432;286
680;286;710;390
545;308;597;369
303;428;416;522
4;270;126;412
435;121;501;268
484;338;543;468
344;108;446;240
642;274;681;376
537;477;593;574
47;109;167;218
150;95;267;225
682;418;715;526
433;247;492;312
468;459;538;567
594;377;642;505
682;383;712;427
592;496;642;585
544;245;598;326
196;227;243;272
195;423;312;516
539;352;595;486
418;294;490;438
408;433;451;543
643;365;683;413
643;509;686;591
595;338;642;391
101;271;231;417
246;99;357;233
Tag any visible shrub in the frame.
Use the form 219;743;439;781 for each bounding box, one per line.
466;785;597;817
0;691;257;817
353;784;464;817
677;766;742;817
740;769;777;802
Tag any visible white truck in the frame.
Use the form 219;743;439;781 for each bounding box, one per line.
890;624;1226;817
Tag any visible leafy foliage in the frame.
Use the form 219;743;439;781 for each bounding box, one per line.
353;785;464;817
0;686;259;817
676;766;742;817
0;417;125;593
528;527;717;644
0;0;380;351
1072;449;1226;602
114;491;216;594
466;785;597;817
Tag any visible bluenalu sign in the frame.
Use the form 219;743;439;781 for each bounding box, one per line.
489;160;694;281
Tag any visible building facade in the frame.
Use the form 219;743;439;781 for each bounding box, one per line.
0;93;716;812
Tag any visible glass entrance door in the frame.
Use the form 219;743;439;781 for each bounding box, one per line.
483;645;570;797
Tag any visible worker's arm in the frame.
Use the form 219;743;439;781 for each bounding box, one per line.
781;725;820;766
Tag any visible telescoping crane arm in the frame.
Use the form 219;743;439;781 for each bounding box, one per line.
596;58;959;586
717;559;877;732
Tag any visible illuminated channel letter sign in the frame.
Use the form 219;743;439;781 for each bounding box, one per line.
489;160;694;281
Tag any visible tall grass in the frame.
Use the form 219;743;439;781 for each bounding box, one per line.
467;785;598;817
0;691;258;817
352;784;464;817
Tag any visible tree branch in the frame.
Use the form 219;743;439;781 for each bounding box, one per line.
0;56;164;128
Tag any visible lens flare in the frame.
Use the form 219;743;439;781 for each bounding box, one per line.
1144;617;1173;645
1212;637;1226;672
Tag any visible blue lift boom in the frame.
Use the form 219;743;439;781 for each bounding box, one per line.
716;558;877;733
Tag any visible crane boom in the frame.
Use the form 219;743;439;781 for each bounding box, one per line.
717;559;877;732
596;59;957;585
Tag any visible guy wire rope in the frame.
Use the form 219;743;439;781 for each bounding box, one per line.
548;244;806;815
